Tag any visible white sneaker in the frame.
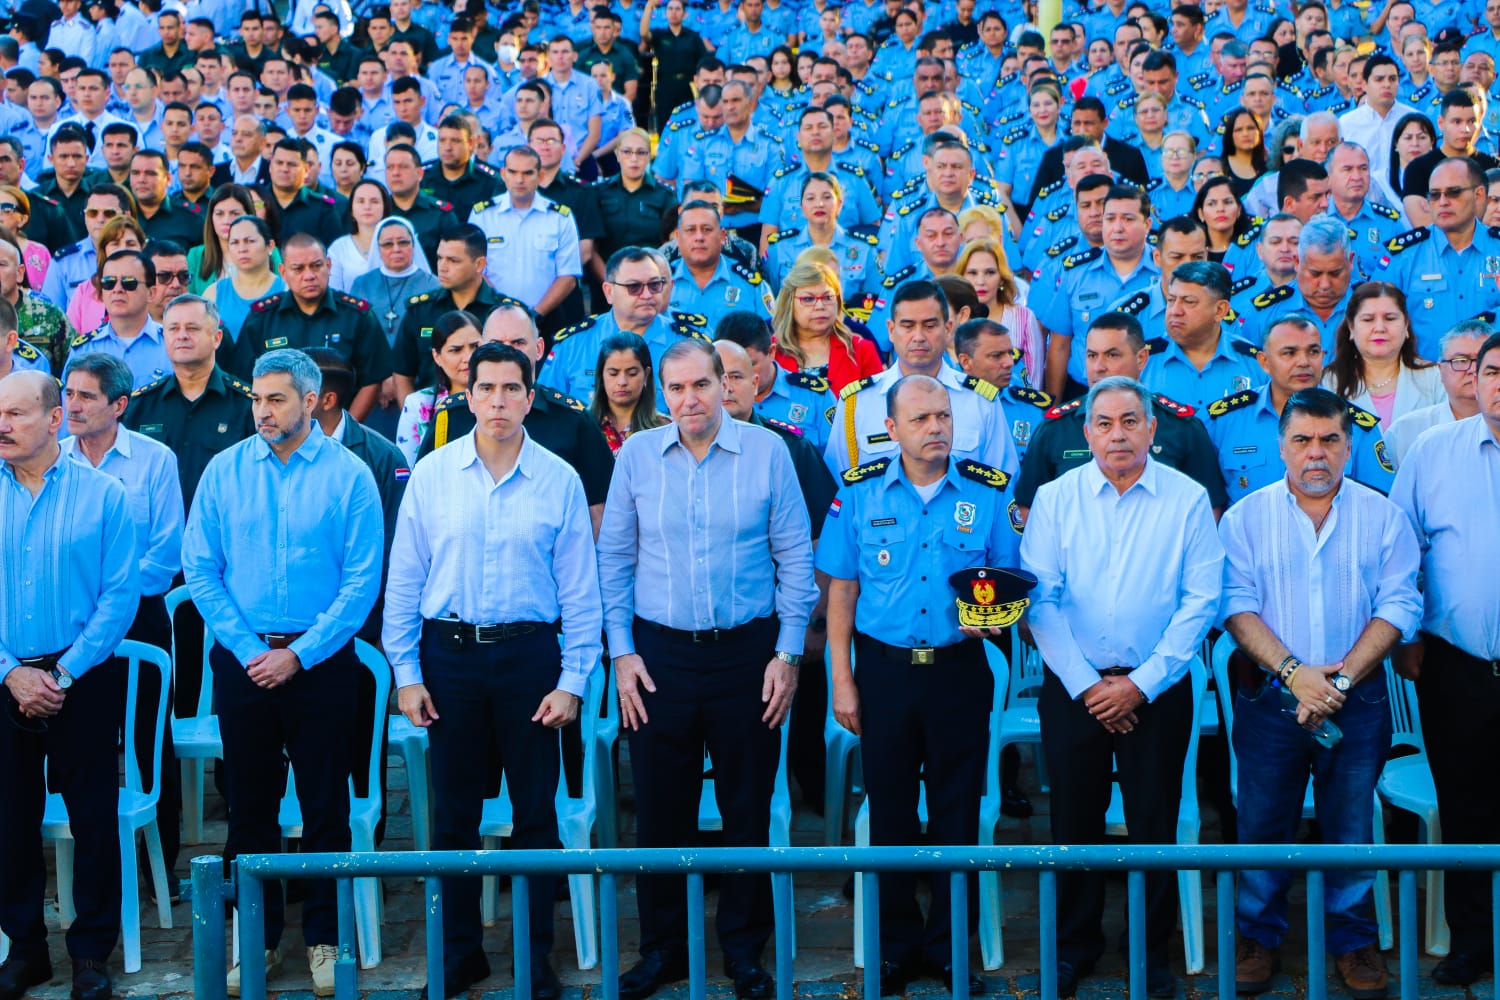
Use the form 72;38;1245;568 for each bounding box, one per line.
226;948;282;997
308;944;339;997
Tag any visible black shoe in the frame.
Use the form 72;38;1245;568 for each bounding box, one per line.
726;962;774;1000
618;952;688;1000
877;960;921;996
531;956;561;1000
430;950;490;999
927;961;985;994
1146;962;1177;998
1000;788;1034;819
69;959;109;1000
1055;960;1092;998
1433;951;1492;986
0;955;54;1000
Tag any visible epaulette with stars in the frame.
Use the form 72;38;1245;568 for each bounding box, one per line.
1035;177;1066;201
764;416;803;436
1231;339;1261;359
888;139;916;160
433;391;467;415
1045;203;1071;223
1045;235;1079;258
962;374;999;400
1144;336;1169;356
1000;125;1030;145
71;325;105;348
1230;275;1258;296
337;292;372;312
1044;397;1083;420
881;264;917;289
1062;246;1103;269
731;262;765;285
1384;227;1430;253
1252;284;1294;309
771;164;795;180
786;370;830;393
851;230;879;246
250;292;285;312
407;291;435;306
839;375;875;399
1008;386;1052;408
541;385;586;411
130;372;171;398
1153;393;1195;419
227;375;252;397
671;310;709;330
835;160;867;178
1116;290;1151;315
841;456;890;484
766;227;800;245
1370;202;1401;221
1234;220;1265;248
1207;389;1258;418
1347;400;1379;430
550;313;600;345
15;340;41;363
1104;78;1131;97
957;459;1010;490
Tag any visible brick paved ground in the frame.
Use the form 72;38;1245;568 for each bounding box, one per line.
13;740;1480;999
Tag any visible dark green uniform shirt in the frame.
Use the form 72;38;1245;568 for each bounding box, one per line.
140;196;207;249
392;191;457;264
232;289;395;389
578;41;641;93
317;40;368;83
1014;393;1229;510
422;159;503;224
592;174;678;261
31;172;100;248
273;187;344;247
392;283;523;388
416;386;615;505
647;26;708;124
122;365;255;509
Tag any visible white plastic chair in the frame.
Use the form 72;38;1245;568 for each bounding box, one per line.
1374;669;1448;955
386;716;433;852
165;586;219;844
478;664;605;969
854;641;1011;970
823;645;862;845
1210;634;1393;952
43;640;174;974
275;640;391;969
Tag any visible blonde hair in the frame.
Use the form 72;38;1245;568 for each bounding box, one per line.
92;216;148;283
957;205;1006;242
617;126;651;150
0;185;30;220
955;237;1021;309
771;260;857;370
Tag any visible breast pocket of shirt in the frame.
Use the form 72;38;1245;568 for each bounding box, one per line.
532;229;561;253
1219;439;1273;488
859;523;906;578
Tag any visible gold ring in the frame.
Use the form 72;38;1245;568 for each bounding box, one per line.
1325;695;1333;705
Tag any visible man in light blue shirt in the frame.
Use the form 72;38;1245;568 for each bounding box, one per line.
1218;386;1421;996
69;251;170;390
599;339;815;1000
1020;375;1223;999
182;349;382;997
1388;330;1500;986
385;342;601;1000
1141;261;1265;418
0;370;138;1000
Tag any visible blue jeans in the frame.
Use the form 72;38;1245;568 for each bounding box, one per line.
1233;669;1391;955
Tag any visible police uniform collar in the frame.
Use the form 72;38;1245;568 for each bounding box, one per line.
499;190;552;214
1248;381;1281;417
1082;452;1162;496
660;411;743;455
250;418;329;463
103;316;165;344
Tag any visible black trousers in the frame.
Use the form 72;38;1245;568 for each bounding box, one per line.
787;647;827;816
0;656;125;962
212;640;357;949
1039;670;1193;967
1417;633;1500;954
628;617;780;967
126;593;181;875
423;627;564;964
855;636;991;966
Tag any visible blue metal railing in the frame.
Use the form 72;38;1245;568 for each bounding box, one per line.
191;844;1500;1000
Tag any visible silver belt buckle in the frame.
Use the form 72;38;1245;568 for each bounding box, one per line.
912;647;936;665
474;624;504;644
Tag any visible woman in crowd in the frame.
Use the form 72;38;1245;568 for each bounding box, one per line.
765;174;878;296
1194;175;1252;265
1385;113;1437;210
1325;282;1443;429
995;81;1063;226
0;187;52;291
189;185;264;294
957;237;1043;385
330;179;396;292
1133;92;1169;180
592;128;677;281
588;331;667;454
205;216;284;345
1150;131;1200;224
330;142;368;200
770;259;882;393
958;205;1008;245
68;215;145;335
395;310;483;464
1220;108;1268;199
350;216;440;350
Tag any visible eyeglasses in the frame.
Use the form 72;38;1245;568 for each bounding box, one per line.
378;237;414;251
0;203;19;213
99;275;142;291
610;278;667;297
84;207;120;219
794;293;837;307
1428;186;1478;202
1162;148;1191;158
155;270;190;286
1441;355;1476;371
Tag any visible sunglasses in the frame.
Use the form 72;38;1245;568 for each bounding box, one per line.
99;275;142;291
610;278;667;296
0;202;17;213
84;208;121;219
155;270;190;286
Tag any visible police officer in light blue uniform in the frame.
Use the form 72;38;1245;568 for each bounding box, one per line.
761;157;882;232
951;317;1054;463
468;148;584;312
1234;218;1360;351
1207;311;1395;502
1378;155;1500;359
677;82;787;232
668;200;775;332
1322;142;1409;279
877;140;1012;279
715;310;837;450
1140;260;1266;419
765;224;881;296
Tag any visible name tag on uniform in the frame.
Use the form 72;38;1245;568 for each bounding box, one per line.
1078;292;1101;302
489;235;506;246
139;423;163;434
867;432;891;444
1232;445;1258;454
266;336;288;348
1420;274;1442;281
870;517;897;526
1063;449;1089;459
420;327;433;341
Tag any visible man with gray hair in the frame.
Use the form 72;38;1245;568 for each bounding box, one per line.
1234;216;1356;350
182;348;384;997
1385;320;1491;465
1021;374;1224;999
1322;142;1409;279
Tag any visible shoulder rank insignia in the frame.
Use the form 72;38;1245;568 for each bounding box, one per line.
1152;393;1195;418
1062;246;1103;269
130;372;171;397
71;326;102;348
765;417;802;436
1009;386;1052;408
1230;275;1258;296
787;370;830;392
853;230;879;246
434;391;468;414
15;340;40;361
1370;202;1401;221
1036;177;1065;201
1045;235;1078;258
958;459;1010;489
766;227;800;245
671;311;709;329
471;200;491;213
1116;290;1151;315
1347;401;1379;430
407;291;433;306
841;456;890;484
1230;339;1261;358
1385;227;1429;253
1144;336;1170;355
962;374;999;400
250;292;284;312
227;376;253;398
1207;389;1258;418
1001;125;1029;144
881;264;918;289
1235;221;1265;248
548;202;572;216
1252;284;1294;309
840;375;875;399
550;313;600;345
731;262;764;285
1045;203;1071;223
544;386;586;411
337;292;372;312
1044;397;1083;419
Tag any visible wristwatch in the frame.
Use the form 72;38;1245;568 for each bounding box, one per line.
50;666;73;690
1331;673;1352;692
775;651;803;668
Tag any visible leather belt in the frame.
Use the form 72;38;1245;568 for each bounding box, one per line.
1098;666;1134;677
424;618;556;647
258;632;306;650
862;636;975;665
17;652;63;670
636;616;769;645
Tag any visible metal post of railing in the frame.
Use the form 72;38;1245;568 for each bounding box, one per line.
1216;870;1234;1000
1305;870;1326;1000
238;872;267;1000
1126;870;1146;999
513;875;532;1000
1397;869;1417;1000
687;872;707;1000
424;876;444;1000
600;873;620;1000
1491;873;1499;1000
1039;871;1057;1000
861;872;880;1000
191;856;229;1000
950;871;969;1000
772;871;794;1000
335;877;357;1000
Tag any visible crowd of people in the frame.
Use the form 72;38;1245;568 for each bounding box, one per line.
2;0;1500;997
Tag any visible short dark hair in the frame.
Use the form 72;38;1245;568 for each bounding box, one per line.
144;238;187;261
713;310;773;354
302;346;356;409
890;279;949;323
286;82;317;104
63;351;134;403
1278;157;1329;206
467;341;535;393
1476;331;1500;373
1141;50;1177;75
438;223;487;261
102;248;157;284
391;75;423;98
953;318;1010;358
1278;386;1351;437
1088;311;1146;352
1169;259;1232;300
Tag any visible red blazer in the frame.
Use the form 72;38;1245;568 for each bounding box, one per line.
774;332;884;394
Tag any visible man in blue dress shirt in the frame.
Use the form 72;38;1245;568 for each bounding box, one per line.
69;251;170;390
818;373;1023;996
182;349;383;998
386;342;602;1000
1141;261;1266;418
0;370;139;1000
1389;330;1500;986
1020;375;1224;999
599;339;817;1000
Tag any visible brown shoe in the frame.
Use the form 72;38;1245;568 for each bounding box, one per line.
1336;944;1390;1000
1234;938;1278;994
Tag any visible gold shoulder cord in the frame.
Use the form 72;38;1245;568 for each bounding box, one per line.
843;392;859;468
434;409;449;449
